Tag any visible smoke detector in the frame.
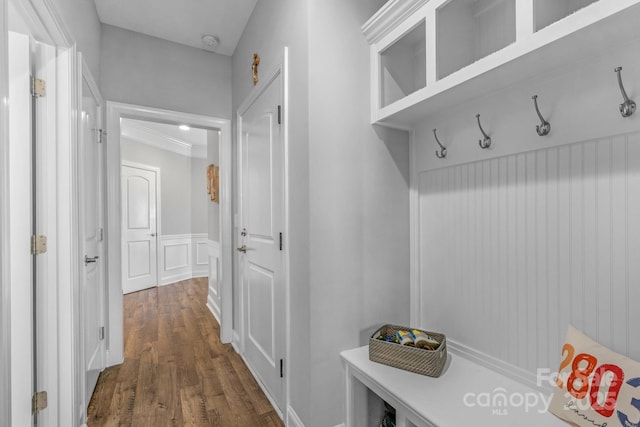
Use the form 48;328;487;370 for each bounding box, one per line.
201;34;220;51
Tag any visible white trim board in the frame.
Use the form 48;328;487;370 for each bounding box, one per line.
106;102;233;366
206;239;221;324
0;1;11;425
8;31;32;427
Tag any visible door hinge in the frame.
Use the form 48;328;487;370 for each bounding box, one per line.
99;326;105;341
31;77;46;98
277;105;282;125
32;391;48;414
31;235;47;255
99;227;104;241
279;232;283;251
280;359;284;378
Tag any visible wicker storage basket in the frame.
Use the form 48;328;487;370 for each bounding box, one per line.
369;324;447;378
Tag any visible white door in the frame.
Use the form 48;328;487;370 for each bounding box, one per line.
79;69;105;409
239;72;285;411
121;164;158;294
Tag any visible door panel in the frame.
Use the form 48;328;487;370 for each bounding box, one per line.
127;241;152;277
247;263;275;362
127;177;150;228
247;114;274;238
122;165;158;294
240;73;284;411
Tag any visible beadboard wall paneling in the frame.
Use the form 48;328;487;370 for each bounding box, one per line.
419;132;640;374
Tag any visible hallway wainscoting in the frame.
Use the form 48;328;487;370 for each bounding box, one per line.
87;278;283;426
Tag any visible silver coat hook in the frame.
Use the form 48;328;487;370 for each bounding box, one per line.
433;129;447;159
532;95;551;136
476;114;491;149
615;67;636;117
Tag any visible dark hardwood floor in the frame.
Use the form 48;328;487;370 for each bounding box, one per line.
87;278;284;426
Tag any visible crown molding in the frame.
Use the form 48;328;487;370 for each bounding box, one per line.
121;121;206;159
361;0;429;44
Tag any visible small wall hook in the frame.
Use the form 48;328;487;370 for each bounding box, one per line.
615;67;636;117
532;95;551;136
476;114;491;149
433;129;447;159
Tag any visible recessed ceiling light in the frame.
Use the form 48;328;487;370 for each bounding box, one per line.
179;125;190;131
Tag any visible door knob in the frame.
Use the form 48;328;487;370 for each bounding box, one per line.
85;255;99;265
236;245;247;253
149;233;157;237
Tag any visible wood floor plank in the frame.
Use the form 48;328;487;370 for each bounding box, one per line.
228;354;275;416
87;278;283;426
180;385;210;426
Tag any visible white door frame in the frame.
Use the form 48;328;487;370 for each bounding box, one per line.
120;160;161;293
105;102;233;366
0;1;11;425
3;0;80;425
236;47;291;421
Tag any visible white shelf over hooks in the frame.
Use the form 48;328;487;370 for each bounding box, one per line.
363;0;640;130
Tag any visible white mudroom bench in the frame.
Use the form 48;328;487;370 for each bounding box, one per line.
341;346;567;427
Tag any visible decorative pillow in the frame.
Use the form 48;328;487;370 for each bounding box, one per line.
549;325;640;427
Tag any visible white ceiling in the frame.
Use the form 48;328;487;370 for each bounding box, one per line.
121;118;209;158
93;0;258;56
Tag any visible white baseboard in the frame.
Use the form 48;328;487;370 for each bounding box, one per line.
231;331;241;353
287;406;306;427
206;292;221;324
159;271;193;286
105;349;124;368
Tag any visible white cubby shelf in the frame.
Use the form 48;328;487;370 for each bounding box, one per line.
363;0;640;129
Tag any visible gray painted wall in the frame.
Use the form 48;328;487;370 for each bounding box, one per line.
232;0;311;422
100;24;232;119
53;0;102;82
307;2;409;426
233;1;410;426
121;138;206;235
207;130;220;241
